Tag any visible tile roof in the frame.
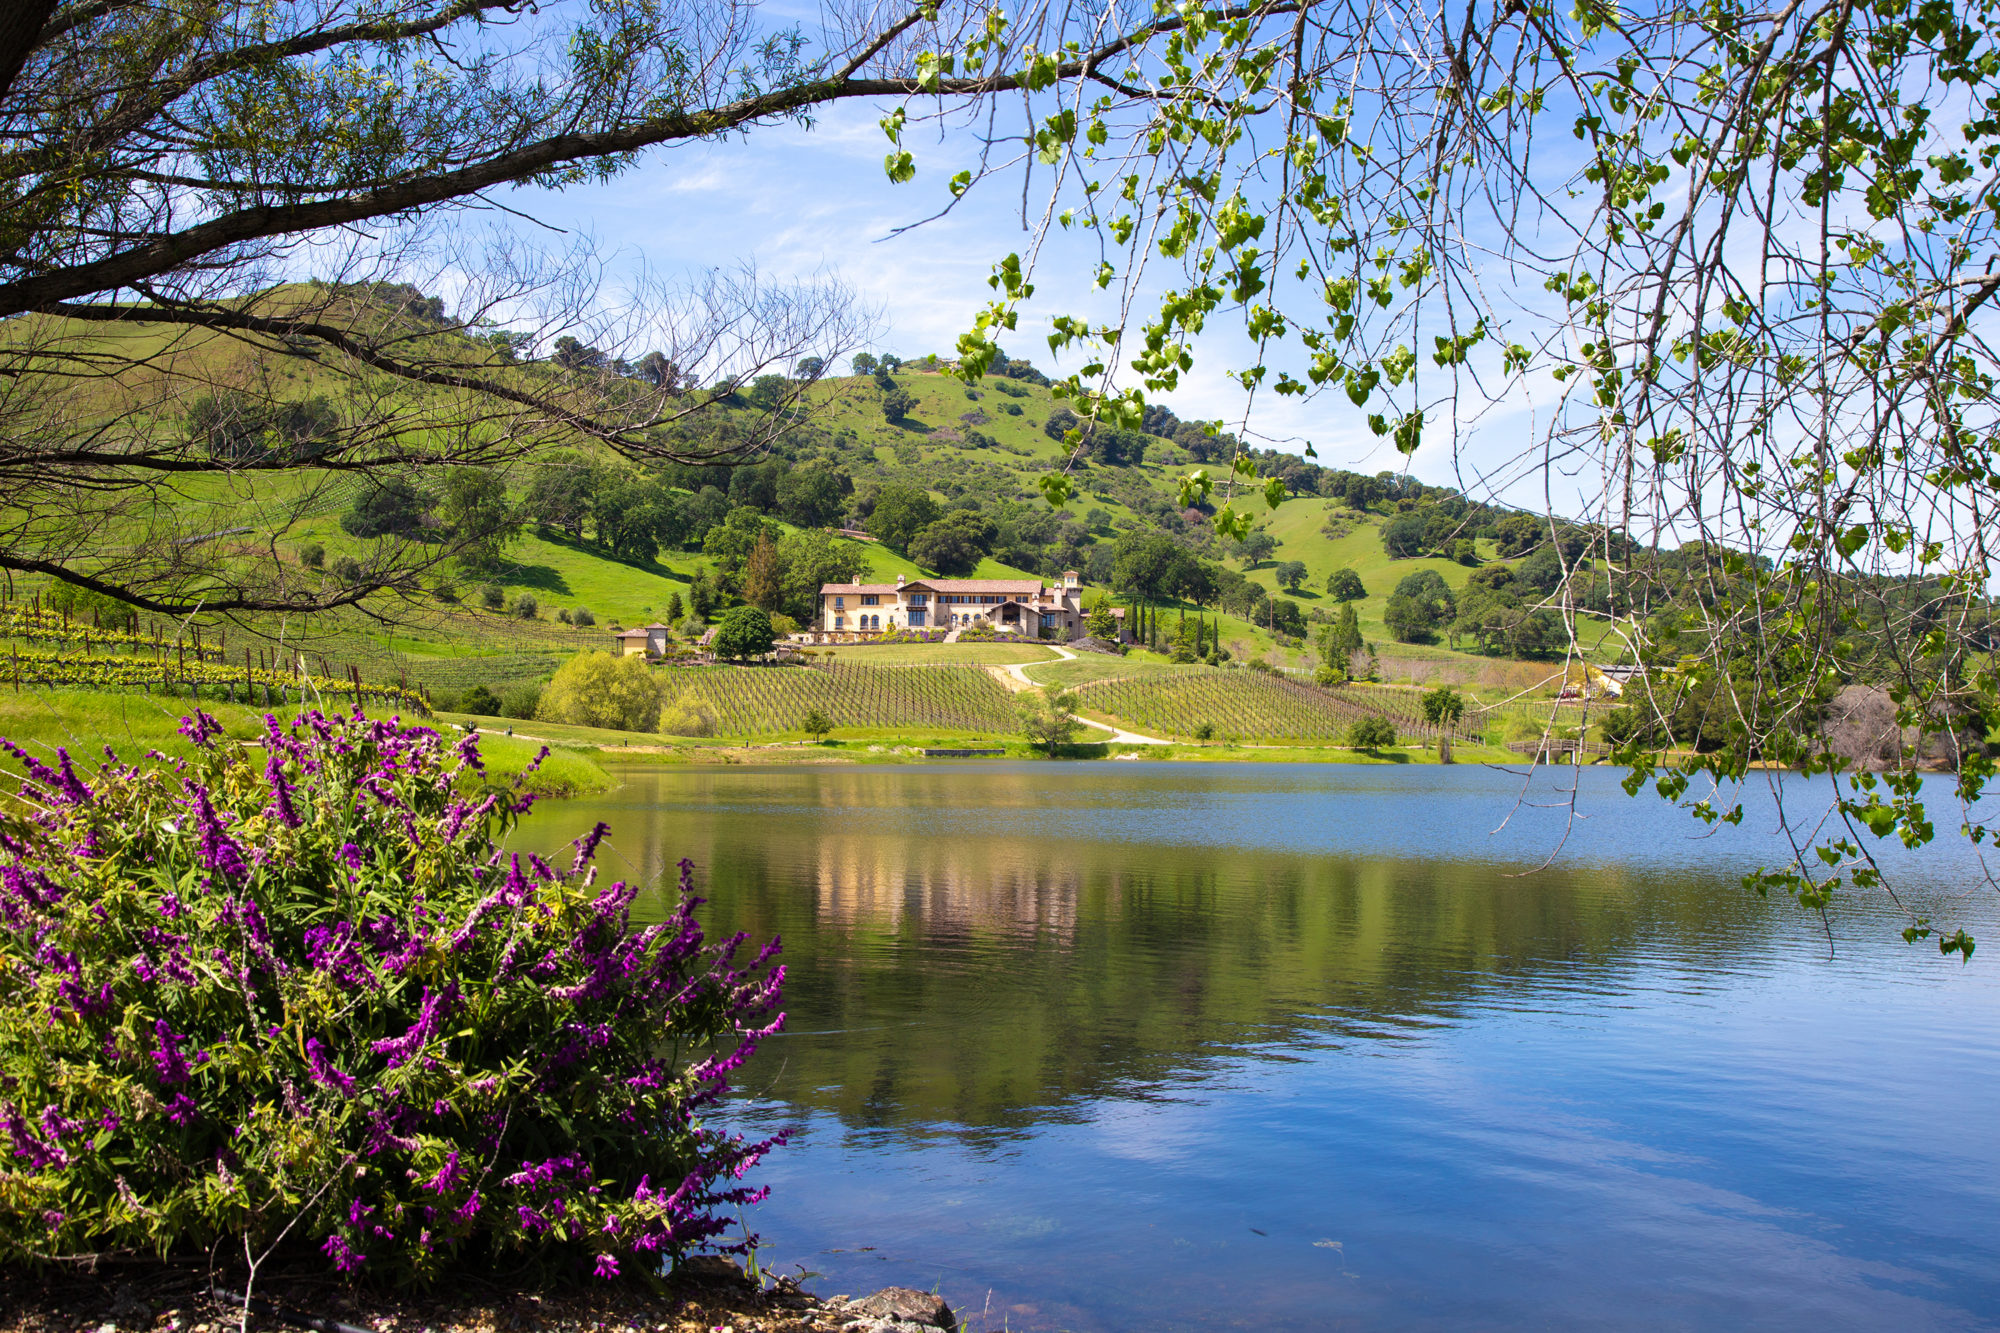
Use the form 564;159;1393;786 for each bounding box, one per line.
818;578;1048;595
912;578;1046;593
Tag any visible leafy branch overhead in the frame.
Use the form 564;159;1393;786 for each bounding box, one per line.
6;0;2000;948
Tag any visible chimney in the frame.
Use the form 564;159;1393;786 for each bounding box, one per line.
1063;569;1079;588
895;573;905;589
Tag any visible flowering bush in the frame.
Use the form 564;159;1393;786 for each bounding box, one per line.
0;708;783;1284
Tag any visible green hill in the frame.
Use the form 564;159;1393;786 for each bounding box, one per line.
8;298;1627;711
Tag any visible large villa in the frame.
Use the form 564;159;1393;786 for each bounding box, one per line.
813;570;1115;640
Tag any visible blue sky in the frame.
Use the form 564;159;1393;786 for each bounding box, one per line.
510;101;1579;509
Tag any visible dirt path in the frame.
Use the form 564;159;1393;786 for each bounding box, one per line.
988;646;1171;746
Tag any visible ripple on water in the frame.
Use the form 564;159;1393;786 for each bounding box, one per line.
515;762;2000;1331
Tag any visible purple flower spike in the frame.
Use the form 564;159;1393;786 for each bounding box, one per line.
189;786;248;881
178;710;225;750
322;1235;367;1273
264;751;302;828
151;1018;193;1085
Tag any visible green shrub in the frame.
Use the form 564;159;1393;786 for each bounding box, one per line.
299;542;326;569
660;693;718;737
498;682;542;719
1346;715;1398;751
539;652;661;732
332;556;363;583
457;684;501;716
712;606;774;661
512;594;539;620
0;710;783;1283
479;583;504;610
570;607;595;628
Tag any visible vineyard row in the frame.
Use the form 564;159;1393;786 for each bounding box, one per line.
4;649;430;716
655;663;1015;734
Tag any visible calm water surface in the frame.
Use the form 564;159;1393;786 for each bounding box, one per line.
514;763;2000;1330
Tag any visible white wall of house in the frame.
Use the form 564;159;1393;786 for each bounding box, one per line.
818;575;1094;636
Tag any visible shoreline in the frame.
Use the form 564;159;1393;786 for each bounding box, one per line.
0;1259;958;1333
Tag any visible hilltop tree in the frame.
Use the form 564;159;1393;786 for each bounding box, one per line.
777;465;850;530
703;507;781;588
909;511;996;577
777;529;867;624
524;454;598;541
340;478;430;541
866;486;942;554
441;468;521;572
1231;530;1278;568
1326;569;1366;602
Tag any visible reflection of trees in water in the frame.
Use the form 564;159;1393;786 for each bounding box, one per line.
515;773;1770;1136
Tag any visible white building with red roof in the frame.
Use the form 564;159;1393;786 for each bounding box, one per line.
817;570;1116;639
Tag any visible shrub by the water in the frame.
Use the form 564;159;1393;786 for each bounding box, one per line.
539;653;661;733
0;709;785;1283
660;693;719;738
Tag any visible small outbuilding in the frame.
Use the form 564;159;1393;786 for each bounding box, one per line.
612;623;672;658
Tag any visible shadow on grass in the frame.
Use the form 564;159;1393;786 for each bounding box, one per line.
530;531;688;582
493;563;573;596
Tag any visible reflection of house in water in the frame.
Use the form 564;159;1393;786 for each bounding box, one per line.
811;836;1081;943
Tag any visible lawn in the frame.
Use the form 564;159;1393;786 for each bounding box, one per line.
0;690;612;797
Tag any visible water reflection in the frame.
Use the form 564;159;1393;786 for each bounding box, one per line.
513;763;2000;1330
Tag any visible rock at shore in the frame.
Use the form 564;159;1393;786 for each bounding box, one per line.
840;1286;957;1331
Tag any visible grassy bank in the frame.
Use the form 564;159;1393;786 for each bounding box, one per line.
0;690;615;798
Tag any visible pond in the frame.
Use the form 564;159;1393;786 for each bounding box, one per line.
514;762;2000;1330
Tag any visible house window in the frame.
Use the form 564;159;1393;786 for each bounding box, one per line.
834;595;845;608
909;594;927;606
861;594;878;605
834;615;845;628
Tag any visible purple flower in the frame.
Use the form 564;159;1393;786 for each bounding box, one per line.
592;1252;620;1280
322;1235;367;1273
338;842;364;870
178;710;225;749
370;983;460;1069
189;786;247;881
151;1019;193;1085
568;821;611;876
423;1151;464;1194
304;1038;356;1096
264;752;302;828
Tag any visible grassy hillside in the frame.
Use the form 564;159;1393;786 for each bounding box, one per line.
9;300;1621;707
